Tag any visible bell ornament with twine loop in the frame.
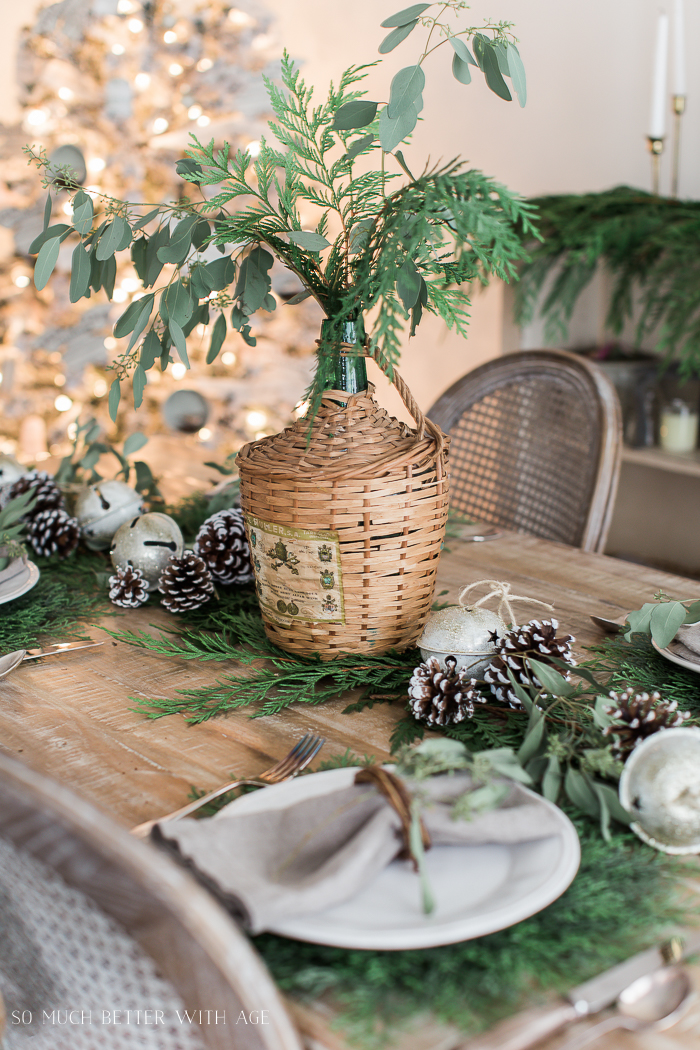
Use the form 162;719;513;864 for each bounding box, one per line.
417;580;555;678
110;512;184;587
74;479;144;551
237;326;450;659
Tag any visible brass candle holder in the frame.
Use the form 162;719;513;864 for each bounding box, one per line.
672;94;686;198
647;135;665;195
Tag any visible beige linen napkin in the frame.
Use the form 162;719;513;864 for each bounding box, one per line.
153;772;564;934
675;624;700;661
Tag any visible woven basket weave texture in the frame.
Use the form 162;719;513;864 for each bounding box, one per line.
238;383;449;658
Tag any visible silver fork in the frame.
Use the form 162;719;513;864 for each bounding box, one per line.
131;733;325;838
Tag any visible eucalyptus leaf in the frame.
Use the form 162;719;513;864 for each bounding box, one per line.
380;3;431;27
132;208;160;231
72;192;94;236
123;431;148;456
163;280;194;326
474;36;512;101
592;695;616;731
206;313;227;364
393;150;416;180
517;711;546;765
140;330;161;371
685;600;700;624
29;224;72;255
131;237;148;282
43;191;52;231
594;782;631;827
507;42;527;106
452;54;472;85
527;658;574;697
175;158;204;182
387;65;425;120
132;367;148;408
287;230;331;251
542;753;562;802
378;102;418;152
96;216;131;261
448;35;477;65
205;255;235;291
169;319;190;367
190;262;215;300
347;133;375;161
126;297;155;352
332;100;378;130
285;289;313;305
34;236;62;290
623;602;656;640
157;215;198;265
192;219;211;251
379;20;419;55
396;260;421;310
114;293;155;338
494;41;510;77
101;255;117;299
649;600;687;649
235;246;273;314
145;225;170;287
506;669;534;712
69;242;92;302
108;378;121;423
564;767;600;819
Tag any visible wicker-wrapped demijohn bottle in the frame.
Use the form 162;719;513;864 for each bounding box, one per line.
237;317;450;659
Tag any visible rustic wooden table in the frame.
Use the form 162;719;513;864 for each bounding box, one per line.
1;531;698;1050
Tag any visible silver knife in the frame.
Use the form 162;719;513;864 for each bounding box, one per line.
22;641;103;660
457;929;700;1050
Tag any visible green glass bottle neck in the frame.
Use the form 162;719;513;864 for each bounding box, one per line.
320;318;368;395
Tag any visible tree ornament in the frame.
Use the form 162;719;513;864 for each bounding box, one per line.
484;619;575;707
158;552;215;613
0;455;27;489
417;580;554;676
110;513;184;587
8;472;63;517
108;565;150;609
408;655;485;726
193;508;254;585
74;480;144;550
603;689;691;756
27;508;80;559
619;726;700;854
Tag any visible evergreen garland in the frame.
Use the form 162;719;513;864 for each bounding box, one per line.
515;186;700;376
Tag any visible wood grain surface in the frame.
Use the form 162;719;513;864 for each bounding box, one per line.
0;532;698;1050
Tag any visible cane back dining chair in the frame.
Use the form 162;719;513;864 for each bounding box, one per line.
427;349;622;553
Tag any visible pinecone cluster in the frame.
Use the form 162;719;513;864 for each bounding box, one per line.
194;508;254;585
484;619;575;708
159;551;215;613
27;509;80;559
408;656;486;726
109;565;150;608
8;472;79;560
603;689;692;755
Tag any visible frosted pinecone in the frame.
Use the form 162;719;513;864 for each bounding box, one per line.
159;551;215;613
9;471;63;517
603;689;692;755
108;565;150;609
484;619;575;708
194;508;254;585
27;508;79;559
408;656;485;726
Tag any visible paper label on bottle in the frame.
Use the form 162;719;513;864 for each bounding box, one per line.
244;515;345;624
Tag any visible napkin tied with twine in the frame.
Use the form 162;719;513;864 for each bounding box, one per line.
153;770;563;934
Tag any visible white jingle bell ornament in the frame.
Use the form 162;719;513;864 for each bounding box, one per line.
74;480;144;550
417;580;554;677
111;512;184;587
0;455;27;487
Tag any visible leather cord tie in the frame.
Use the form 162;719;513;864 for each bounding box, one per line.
354;766;431;870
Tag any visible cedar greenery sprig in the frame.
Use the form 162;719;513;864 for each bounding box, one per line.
514;186;700;377
24;1;535;418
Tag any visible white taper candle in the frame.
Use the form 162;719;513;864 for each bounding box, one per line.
650;11;669;138
674;0;686;95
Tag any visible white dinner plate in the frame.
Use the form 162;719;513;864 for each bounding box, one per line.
214;766;580;950
0;560;40;605
652;637;700;674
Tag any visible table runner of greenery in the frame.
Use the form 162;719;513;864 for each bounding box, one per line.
3;515;700;1045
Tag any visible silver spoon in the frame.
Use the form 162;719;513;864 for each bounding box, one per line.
558;966;694;1050
0;642;103;681
590;614;627;633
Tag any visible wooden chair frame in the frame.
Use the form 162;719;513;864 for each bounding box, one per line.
427;350;622;553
